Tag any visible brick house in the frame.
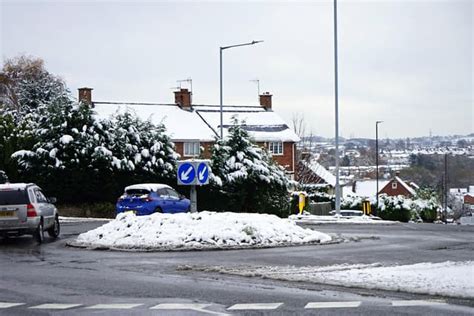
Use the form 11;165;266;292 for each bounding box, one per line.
378;172;418;198
463;194;474;212
79;87;300;177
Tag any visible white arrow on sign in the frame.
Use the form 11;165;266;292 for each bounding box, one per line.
180;166;194;181
198;165;207;181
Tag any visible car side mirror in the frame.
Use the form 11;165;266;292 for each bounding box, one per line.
49;197;57;204
179;194;185;200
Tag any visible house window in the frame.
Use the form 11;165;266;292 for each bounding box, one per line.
184;142;200;157
268;142;284;155
392;182;398;189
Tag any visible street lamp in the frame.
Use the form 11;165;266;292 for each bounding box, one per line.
333;0;341;216
220;40;263;138
375;120;383;210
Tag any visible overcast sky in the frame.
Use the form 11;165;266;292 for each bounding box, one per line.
1;0;472;139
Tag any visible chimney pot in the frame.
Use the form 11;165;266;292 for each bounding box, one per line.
78;87;93;107
259;92;272;110
174;88;192;109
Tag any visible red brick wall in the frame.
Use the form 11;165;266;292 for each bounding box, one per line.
174;141;213;159
174;142;184;157
257;142;295;173
379;179;413;197
464;195;474;205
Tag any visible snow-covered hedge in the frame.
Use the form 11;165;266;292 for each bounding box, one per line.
71;212;332;251
201;119;294;217
341;193;439;222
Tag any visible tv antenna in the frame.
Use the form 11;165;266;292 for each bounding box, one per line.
177;78;193;94
249;79;260;102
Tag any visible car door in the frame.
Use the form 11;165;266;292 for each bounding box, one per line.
165;188;181;213
156;188;172;213
33;188;54;227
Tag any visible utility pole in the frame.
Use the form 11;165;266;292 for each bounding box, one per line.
375;121;383;211
333;0;341;216
444;153;448;224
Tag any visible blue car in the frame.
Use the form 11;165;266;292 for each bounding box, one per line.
116;183;190;215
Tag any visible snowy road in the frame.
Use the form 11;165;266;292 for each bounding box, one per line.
0;219;473;315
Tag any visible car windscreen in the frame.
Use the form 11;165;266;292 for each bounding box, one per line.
0;189;29;205
125;189;150;196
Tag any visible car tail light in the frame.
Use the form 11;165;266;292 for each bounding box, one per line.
27;204;38;217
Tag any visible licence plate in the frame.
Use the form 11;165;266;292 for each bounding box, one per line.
125;210;137;215
0;211;15;217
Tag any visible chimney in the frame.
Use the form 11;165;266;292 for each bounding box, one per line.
259;92;272;110
174;88;192;109
78;87;93;107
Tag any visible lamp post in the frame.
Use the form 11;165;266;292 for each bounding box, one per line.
220;40;263;139
333;0;341;216
375;120;383;210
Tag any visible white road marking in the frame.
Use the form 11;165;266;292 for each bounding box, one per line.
151;303;229;316
151;303;211;310
86;303;143;309
227;303;283;310
0;302;25;308
305;301;361;309
29;304;82;309
392;300;447;307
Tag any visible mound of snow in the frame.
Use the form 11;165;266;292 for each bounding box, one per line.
71;211;332;251
202;261;474;299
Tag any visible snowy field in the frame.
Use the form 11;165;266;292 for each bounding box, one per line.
289;214;397;225
188;261;474;299
69;212;332;251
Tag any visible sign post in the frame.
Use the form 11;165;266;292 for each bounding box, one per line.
177;159;210;213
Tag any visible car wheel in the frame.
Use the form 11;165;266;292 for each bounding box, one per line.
47;216;60;239
154;207;162;213
34;220;44;244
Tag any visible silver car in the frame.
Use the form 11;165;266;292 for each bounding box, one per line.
0;183;60;243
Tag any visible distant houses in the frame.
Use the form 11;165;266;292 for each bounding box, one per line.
450;186;474;215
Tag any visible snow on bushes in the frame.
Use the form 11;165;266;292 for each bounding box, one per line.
71;211;332;251
203;119;293;216
341;193;439;222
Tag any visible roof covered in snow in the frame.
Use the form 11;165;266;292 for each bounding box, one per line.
343;180;390;198
394;176;417;196
124;183;172;192
300;160;336;186
0;183;34;190
195;105;300;142
93;102;300;143
93;102;218;142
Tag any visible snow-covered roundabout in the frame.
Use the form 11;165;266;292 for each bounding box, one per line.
68;212;332;251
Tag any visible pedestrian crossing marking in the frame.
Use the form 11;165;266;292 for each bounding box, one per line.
227;303;283;310
0;302;25;308
29;303;82;310
305;301;361;309
85;303;143;309
151;303;212;310
392;300;447;307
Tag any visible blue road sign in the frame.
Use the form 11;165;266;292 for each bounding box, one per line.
197;162;209;185
178;162;196;185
